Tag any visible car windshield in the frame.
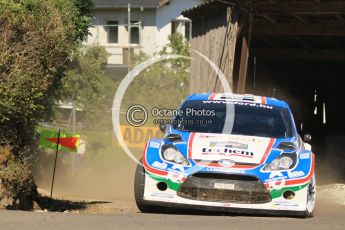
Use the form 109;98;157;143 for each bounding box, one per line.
172;100;294;138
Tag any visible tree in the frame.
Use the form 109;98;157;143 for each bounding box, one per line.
0;0;94;209
0;0;94;150
61;46;114;127
123;33;191;110
70;0;95;41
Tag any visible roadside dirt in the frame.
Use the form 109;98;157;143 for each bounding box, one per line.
318;184;345;206
35;188;137;214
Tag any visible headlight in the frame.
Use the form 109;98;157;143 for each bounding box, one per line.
263;153;296;171
161;145;189;166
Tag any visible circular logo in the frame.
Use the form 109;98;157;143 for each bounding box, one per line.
218;159;236;167
126;105;148;127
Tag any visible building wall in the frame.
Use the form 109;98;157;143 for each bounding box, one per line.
156;0;201;50
83;0;202;65
84;8;157;64
187;6;239;94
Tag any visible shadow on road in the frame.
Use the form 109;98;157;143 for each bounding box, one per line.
29;196;111;212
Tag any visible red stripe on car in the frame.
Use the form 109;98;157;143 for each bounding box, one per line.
285;154;315;186
209;93;216;100
261;96;267;104
260;138;275;164
187;132;196;158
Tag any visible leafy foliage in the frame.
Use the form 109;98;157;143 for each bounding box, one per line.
123;33;191;111
0;145;37;210
0;0;93;209
61;46;115;126
0;0;93;150
71;0;95;41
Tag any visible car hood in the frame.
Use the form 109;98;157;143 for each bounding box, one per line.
188;133;275;165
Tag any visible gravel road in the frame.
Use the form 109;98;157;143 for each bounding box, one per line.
0;200;344;230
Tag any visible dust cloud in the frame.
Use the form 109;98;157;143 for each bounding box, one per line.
32;130;139;203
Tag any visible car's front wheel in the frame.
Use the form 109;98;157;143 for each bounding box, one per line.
304;175;316;217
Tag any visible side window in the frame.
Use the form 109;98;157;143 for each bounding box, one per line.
107;20;118;44
171;20;192;41
126;20;141;44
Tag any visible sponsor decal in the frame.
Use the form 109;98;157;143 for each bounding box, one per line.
167;171;185;183
151;192;173;199
210;141;248;149
206;167;245;174
198;134;217;139
218;159;236;167
167;168;187;176
202;147;254;157
152;161;168;170
287;170;305;179
171;164;185;173
226;136;261;143
274;201;299;207
267;172;286;190
219;94;255;101
265;176;287;183
202;100;274;110
267;172;286;181
149;141;161;148
299;152;311;159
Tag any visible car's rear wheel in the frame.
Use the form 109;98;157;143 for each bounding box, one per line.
304;174;316;217
134;161;159;213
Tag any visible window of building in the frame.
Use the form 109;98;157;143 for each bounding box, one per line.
171;20;192;41
126;20;141;44
107;20;118;44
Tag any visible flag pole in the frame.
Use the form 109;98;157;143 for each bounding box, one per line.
50;129;61;198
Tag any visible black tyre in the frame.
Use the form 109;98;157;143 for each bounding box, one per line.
303;174;316;217
134;161;159;213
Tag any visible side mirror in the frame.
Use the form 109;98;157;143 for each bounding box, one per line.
303;134;312;143
159;123;167;133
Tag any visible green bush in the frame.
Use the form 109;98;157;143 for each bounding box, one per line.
60;46;116;127
0;0;93;150
0;0;93;209
0;146;37;210
123;33;191;111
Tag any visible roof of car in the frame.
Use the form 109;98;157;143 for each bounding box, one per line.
186;93;289;108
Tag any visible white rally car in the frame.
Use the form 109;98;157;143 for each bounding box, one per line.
134;93;316;217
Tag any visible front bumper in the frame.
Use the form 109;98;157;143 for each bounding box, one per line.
143;172;309;213
177;173;271;204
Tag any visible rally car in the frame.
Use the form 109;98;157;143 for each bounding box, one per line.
134;93;316;217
